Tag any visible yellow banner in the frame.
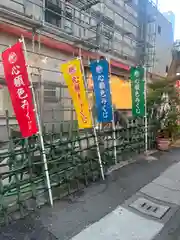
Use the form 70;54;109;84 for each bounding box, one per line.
61;59;92;129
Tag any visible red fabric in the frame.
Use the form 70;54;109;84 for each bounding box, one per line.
2;42;38;138
176;80;180;88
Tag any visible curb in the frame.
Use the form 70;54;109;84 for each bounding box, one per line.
105;150;158;176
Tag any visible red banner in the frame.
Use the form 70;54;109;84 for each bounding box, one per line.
2;42;38;138
176;80;180;89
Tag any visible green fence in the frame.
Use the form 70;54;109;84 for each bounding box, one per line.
0;118;156;225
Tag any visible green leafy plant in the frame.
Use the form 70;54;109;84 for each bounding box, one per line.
147;77;180;141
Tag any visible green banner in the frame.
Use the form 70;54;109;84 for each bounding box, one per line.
130;67;145;117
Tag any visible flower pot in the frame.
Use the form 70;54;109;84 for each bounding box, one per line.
156;138;170;151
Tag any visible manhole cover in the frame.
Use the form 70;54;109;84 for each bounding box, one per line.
129;197;170;219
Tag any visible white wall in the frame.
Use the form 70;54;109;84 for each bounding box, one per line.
153;12;173;76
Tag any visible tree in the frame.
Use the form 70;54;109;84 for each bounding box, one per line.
147;76;180;140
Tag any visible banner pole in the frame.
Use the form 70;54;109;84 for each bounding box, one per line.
107;57;117;165
20;36;53;206
144;65;148;154
78;53;105;180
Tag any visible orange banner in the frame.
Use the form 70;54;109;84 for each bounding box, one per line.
61;59;92;129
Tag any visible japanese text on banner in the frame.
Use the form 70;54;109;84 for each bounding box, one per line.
130;67;145;117
61;59;92;129
1;42;38;138
90;59;113;123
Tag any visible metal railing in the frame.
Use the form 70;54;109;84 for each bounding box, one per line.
0;116;156;225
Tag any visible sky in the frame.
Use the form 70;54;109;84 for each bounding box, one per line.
158;0;180;40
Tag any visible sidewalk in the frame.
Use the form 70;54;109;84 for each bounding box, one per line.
1;148;180;240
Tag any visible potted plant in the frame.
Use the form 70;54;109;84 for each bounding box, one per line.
147;77;180;151
156;111;179;150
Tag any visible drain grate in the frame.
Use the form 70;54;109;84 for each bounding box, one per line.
129;197;170;219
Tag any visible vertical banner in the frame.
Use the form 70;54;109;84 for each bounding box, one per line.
176;80;180;96
130;66;145;117
90;59;113;123
2;42;38;138
61;59;92;129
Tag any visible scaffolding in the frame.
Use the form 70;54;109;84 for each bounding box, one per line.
146;0;158;72
136;0;157;72
0;0;160;135
0;0;141;65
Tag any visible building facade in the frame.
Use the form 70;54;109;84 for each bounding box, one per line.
153;11;174;76
163;11;175;40
0;0;174;139
137;0;174;76
0;0;139;133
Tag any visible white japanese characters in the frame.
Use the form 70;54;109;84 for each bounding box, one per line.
9;53;32;130
12;65;20;75
97;67;108;119
134;78;141;114
8;52;17;65
68;65;88;123
132;68;145;116
14;75;25;87
2;42;38;137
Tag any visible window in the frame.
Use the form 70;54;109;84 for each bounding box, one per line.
65;6;72;19
102;26;113;40
114;32;122;41
44;86;60;102
158;25;161;34
45;0;62;27
64;20;73;33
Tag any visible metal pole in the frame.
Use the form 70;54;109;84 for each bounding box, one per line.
42;0;46;26
144;65;148;154
20;36;53;206
107;57;117;165
78;49;105;180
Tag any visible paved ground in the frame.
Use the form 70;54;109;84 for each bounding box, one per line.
1;149;180;239
154;207;180;240
0;215;57;240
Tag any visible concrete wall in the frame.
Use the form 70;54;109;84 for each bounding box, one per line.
136;1;173;76
153;11;173;76
163;11;175;40
146;3;173;76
